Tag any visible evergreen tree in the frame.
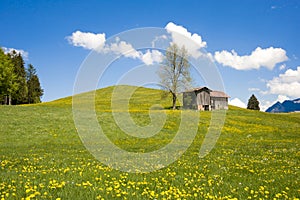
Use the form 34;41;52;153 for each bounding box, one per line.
0;49;19;105
8;50;28;104
247;94;260;110
27;64;43;103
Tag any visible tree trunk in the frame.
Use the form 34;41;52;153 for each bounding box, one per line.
172;92;177;110
8;95;11;105
4;95;8;105
4;95;12;105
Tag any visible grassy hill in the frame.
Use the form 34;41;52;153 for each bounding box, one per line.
0;86;299;199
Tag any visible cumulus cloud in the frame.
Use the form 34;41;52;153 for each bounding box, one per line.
141;50;163;65
67;31;106;51
266;66;300;98
67;31;163;65
277;94;289;102
67;31;140;58
68;25;288;70
102;37;141;59
67;23;208;65
2;47;29;60
165;22;206;48
165;22;207;58
214;47;288;70
229;98;246;108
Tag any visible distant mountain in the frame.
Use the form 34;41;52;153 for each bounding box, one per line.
266;98;300;113
265;101;286;113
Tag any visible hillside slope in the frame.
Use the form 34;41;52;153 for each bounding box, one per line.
42;85;174;110
1;85;299;199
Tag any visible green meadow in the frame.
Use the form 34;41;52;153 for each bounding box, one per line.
0;86;299;199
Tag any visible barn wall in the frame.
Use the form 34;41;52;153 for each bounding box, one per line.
211;97;228;110
197;91;210;105
183;90;229;110
183;92;197;109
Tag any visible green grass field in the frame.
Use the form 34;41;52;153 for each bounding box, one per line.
1;86;299;199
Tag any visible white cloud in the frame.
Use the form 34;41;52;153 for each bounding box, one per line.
277;94;289;102
165;22;206;48
102;37;141;59
67;31;140;59
68;25;290;71
141;50;163;65
165;22;207;58
2;47;29;60
67;31;163;65
67;30;106;51
214;47;288;70
229;98;246;108
266;66;300;98
67;24;208;65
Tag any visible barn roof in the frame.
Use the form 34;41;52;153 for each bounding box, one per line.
210;91;230;98
183;87;230;98
183;86;212;93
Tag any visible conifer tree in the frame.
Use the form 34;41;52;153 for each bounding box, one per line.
8;50;28;104
247;94;260;110
27;64;43;103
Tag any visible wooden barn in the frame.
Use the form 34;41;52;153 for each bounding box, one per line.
182;87;230;110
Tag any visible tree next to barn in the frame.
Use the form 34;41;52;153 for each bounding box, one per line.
158;44;192;110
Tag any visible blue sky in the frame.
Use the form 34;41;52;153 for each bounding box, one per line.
1;0;299;111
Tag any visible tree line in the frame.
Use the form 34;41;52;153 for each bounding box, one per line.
0;48;43;105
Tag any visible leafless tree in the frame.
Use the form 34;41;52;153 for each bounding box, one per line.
159;44;192;110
